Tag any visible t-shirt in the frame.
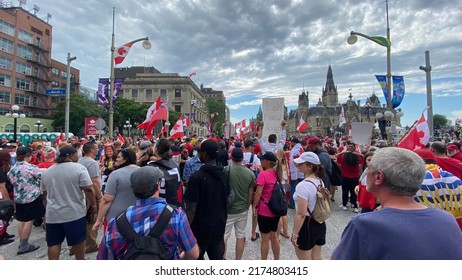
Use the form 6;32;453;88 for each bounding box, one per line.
227;164;255;215
78;156;101;181
337;152;364;178
41;162;92;223
255;169;278;217
104;165;139;221
242;152;261;172
293;178;321;215
332;207;462;260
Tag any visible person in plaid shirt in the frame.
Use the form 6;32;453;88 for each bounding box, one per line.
97;166;198;260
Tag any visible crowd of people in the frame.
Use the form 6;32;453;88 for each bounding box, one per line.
1;122;462;260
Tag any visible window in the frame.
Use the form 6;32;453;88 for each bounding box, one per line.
32;96;38;107
174;105;182;112
18;29;33;44
175;89;181;98
4;124;14;133
0;73;11;86
15;62;32;75
19;125;30;133
131;89;138;99
51;68;59;77
51;96;59;104
15;93;30;106
0;91;10;103
70;74;75;82
17;45;32;60
0;20;15;36
0;38;14;54
61;71;68;79
0;55;12;70
160;89;167;99
15;78;31;90
146;89;153;100
51;81;59;87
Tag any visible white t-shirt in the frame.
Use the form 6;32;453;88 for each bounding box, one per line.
293;178;323;216
242;152;261;170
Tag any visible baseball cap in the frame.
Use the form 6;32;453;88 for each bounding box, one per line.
16;147;32;157
131;166;164;198
447;144;458;151
56;146;77;163
258;151;278;162
307;137;322;146
413;148;435;161
231;148;244;161
290;137;300;143
293;151;321;165
139;140;152;152
198;139;219;158
234;141;242;148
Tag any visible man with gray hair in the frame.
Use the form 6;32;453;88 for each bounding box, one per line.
332;147;462;259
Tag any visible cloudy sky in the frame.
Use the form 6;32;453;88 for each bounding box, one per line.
32;0;462;126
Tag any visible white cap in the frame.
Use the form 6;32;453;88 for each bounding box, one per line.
293;152;320;165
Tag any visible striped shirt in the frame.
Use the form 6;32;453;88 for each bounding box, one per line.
97;198;196;260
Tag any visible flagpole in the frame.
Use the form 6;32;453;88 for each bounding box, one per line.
395;120;418;146
108;7;116;139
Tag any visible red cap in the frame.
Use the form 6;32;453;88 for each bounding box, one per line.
447;144;458;151
414;148;435;161
308;137;322;146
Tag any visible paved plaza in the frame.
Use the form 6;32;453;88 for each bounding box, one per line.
1;191;356;260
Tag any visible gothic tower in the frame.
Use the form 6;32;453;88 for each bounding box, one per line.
322;65;338;107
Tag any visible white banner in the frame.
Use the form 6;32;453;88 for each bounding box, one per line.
350;122;374;145
262;98;284;142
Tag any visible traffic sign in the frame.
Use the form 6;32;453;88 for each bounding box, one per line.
95;118;106;129
46;88;66;95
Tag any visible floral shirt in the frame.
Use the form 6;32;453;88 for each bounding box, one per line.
7;161;42;204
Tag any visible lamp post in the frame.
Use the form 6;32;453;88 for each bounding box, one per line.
65;53;77;141
124;119;132;138
35;120;42;132
347;0;393;142
108;7;151;139
419;51;433;141
164;121;170;137
5;105;26;142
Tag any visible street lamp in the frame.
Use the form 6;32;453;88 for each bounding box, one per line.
347;0;393;142
5;105;26;142
108;8;151;139
164;121;171;137
420;51;433;141
35;120;42;132
316;116;320;127
65;53;77;141
124;119;132;138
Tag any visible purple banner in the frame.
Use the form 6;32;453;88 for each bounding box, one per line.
97;78;124;109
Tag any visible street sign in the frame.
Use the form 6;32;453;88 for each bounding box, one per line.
46;88;66;95
95;118;106;129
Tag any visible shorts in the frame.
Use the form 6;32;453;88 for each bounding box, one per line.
224;211;248;239
46;216;86;247
15;196;45;222
257;214;280;234
297;216;326;251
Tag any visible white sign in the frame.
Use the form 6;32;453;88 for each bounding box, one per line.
262;98;284;142
350;122;374;145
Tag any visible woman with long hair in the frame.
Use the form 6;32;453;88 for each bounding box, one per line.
275;148;290;239
92;148;139;232
0;150;14;245
100;145;117;193
252;151;283;260
336;142;364;212
355;151;379;213
291;152;326;260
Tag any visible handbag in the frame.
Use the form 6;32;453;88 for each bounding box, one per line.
0;199;14;221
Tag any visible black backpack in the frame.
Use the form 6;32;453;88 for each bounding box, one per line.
116;205;174;260
329;159;343;186
263;181;288;216
0;199;14;221
148;161;181;206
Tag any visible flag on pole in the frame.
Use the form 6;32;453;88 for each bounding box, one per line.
297;117;308;132
392;76;405;109
397;114;430;150
117;134;125;144
339;106;346;126
170;116;184;139
138;96;161;129
234;119;246;130
182;114;191;127
145;99;169;139
114;42;133;65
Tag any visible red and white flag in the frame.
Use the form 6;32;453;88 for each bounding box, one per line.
117;134;125;144
170;116;184;139
138;96;161;129
189;72;196;77
145;99;169;139
297;117;308;132
339;106;346;126
182;114;191;127
397;114;430;150
234;119;246;130
456;118;462;126
114;42;133;65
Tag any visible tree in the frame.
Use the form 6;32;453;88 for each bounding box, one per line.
113;98;150;133
433;114;449;129
206;99;226;135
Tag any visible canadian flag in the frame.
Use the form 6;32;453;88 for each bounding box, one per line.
114;42;133;65
170;116;184;139
297;117;308;132
117;134;125;144
138;96;161;129
182;114;191;127
397;114;430;150
234;119;246;130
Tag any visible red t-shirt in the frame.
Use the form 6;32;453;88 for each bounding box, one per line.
337;152;364;178
37;161;56;169
253;143;262;155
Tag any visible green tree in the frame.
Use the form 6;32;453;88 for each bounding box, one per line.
206;99;226;135
433;114;449;129
113;98;150;133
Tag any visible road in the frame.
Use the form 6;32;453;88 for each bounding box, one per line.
0;191;356;260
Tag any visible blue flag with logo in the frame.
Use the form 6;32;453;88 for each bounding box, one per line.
392;76;405;108
375;75;388;104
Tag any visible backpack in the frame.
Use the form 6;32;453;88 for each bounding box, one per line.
225;166;235;210
263;181;288;216
245;153;259;181
116;205;174;260
0;199;14;221
305;179;332;223
148;161;181;206
329;159;343;186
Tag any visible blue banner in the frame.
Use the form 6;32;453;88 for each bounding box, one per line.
375;75;388;105
392;76;405;108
